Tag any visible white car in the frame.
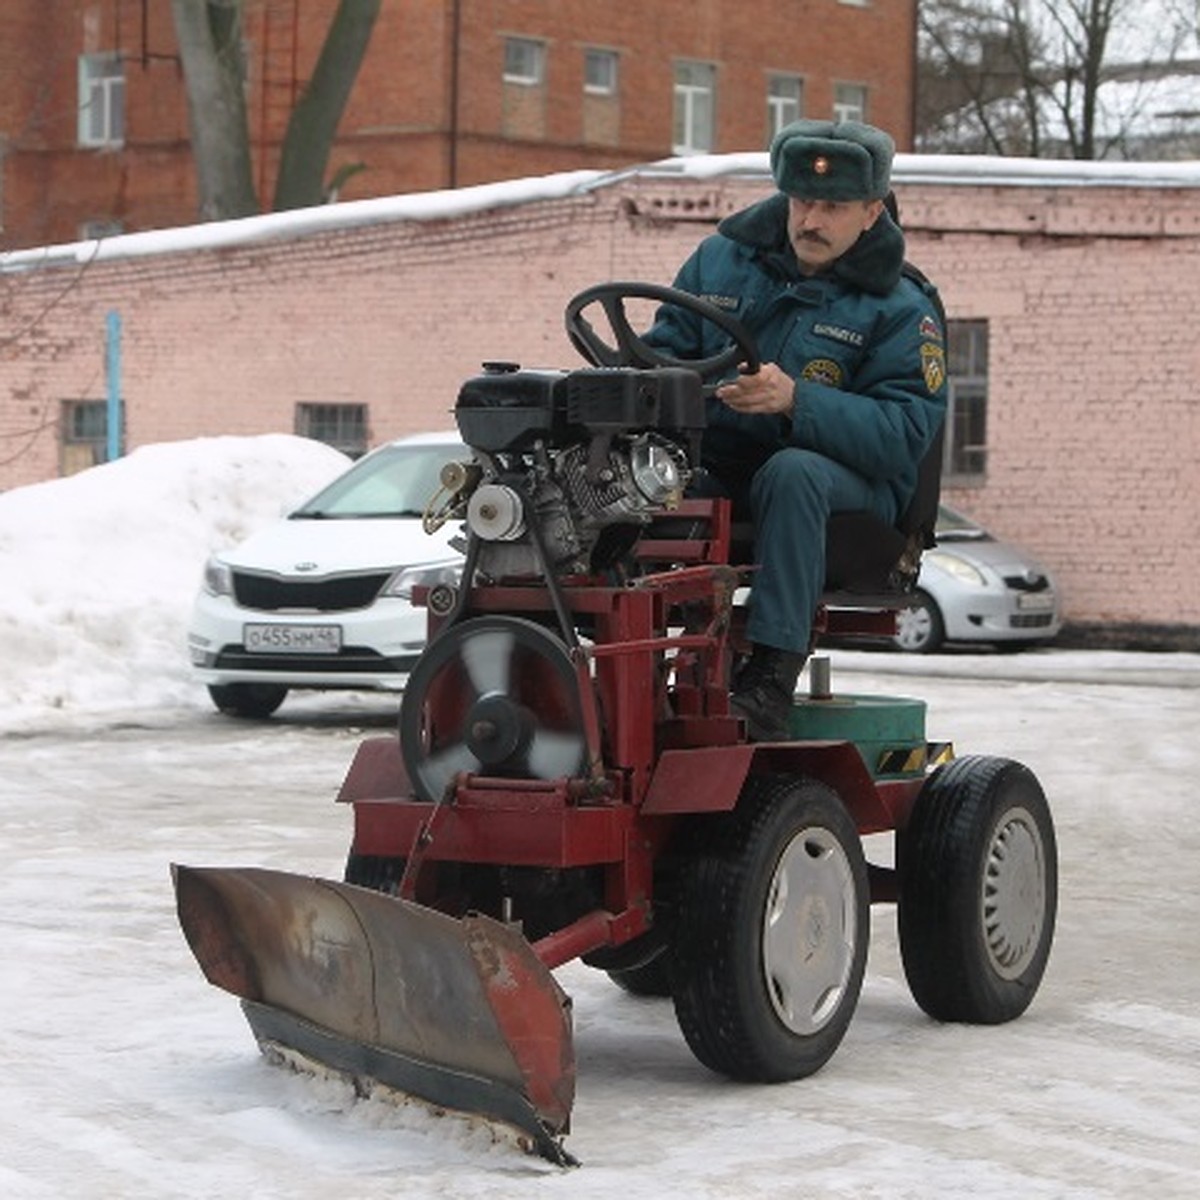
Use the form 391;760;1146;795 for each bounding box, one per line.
892;506;1062;653
189;433;467;717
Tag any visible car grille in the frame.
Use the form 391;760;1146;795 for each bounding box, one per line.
1010;613;1056;629
1003;573;1050;593
214;647;418;673
232;571;392;612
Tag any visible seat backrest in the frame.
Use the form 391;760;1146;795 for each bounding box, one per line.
822;412;945;594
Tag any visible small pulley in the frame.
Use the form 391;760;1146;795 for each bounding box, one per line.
399;616;589;803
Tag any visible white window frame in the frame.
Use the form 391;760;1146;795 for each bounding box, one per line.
584;48;618;96
673;61;716;155
944;320;989;481
767;74;804;139
833;82;867;124
78;53;125;148
503;37;546;86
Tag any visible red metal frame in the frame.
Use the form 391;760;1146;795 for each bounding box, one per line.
342;497;924;969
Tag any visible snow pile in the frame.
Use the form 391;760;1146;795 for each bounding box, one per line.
0;435;348;729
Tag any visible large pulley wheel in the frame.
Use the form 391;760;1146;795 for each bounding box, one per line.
399;616;589;803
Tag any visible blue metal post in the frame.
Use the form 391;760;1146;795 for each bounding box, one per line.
105;309;122;462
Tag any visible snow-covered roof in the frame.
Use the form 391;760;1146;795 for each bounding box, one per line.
5;150;1200;275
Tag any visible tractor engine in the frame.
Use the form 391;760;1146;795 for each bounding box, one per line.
439;362;707;577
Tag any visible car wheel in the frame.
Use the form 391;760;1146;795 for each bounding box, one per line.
671;774;869;1082
893;589;945;653
898;755;1057;1024
206;683;288;718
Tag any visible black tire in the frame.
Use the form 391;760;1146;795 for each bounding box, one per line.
207;682;288;718
893;589;945;653
671;775;869;1082
344;851;406;894
608;951;673;998
898;755;1057;1024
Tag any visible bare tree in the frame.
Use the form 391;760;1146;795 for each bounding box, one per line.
918;0;1199;158
171;0;381;221
171;0;259;219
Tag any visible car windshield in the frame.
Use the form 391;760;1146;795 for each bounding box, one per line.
292;441;468;519
934;505;991;541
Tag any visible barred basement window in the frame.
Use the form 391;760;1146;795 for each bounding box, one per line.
296;403;369;458
61;399;120;475
944;320;989;481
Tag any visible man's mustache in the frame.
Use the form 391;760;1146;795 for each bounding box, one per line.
798;230;831;246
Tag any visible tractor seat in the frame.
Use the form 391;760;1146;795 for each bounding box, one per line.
728;422;945;604
823;420;944;601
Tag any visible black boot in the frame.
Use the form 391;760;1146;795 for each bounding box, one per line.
730;644;806;742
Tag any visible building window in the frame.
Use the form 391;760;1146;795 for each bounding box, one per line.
503;37;546;86
767;74;804;140
296;403;369;458
673;61;716;154
78;53;125;147
584;48;618;95
61;400;119;474
833;82;867;124
944;321;988;480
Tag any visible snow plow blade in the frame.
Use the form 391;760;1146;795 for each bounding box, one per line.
171;864;576;1165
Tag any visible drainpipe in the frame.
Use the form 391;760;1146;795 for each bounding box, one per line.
105;310;123;461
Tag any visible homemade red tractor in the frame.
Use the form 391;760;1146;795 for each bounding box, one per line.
174;284;1057;1166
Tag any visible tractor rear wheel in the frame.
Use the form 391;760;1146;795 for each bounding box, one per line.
898;755;1057;1023
343;852;406;894
671;775;868;1081
607;951;673;998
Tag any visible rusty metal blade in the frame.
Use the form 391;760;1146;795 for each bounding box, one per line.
172;864;576;1164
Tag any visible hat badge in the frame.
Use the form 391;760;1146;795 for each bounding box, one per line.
813;155;830;175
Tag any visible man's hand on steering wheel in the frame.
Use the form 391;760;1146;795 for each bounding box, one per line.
715;362;796;417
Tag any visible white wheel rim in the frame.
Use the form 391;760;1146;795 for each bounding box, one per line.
762;827;858;1035
895;603;933;651
982;805;1047;980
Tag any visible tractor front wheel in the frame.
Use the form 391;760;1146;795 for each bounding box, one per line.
671;775;869;1081
898;755;1057;1023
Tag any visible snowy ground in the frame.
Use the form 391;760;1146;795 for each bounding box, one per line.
2;438;1199;1197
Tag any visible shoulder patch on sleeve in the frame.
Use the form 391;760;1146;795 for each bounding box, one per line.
919;314;943;342
920;343;946;394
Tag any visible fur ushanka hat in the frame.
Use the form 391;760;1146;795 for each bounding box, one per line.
769;119;894;202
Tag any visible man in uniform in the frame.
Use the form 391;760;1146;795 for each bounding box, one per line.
647;118;948;739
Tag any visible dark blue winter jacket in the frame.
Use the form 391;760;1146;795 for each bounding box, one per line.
646;193;948;517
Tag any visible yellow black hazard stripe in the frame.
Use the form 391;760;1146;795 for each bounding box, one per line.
875;741;955;777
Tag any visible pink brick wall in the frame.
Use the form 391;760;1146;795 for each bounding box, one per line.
1;171;1197;638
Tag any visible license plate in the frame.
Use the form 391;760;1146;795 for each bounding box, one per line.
1016;592;1055;612
243;623;342;654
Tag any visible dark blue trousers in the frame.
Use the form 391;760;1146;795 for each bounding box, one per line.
701;445;899;655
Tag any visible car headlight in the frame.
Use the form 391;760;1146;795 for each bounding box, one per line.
384;559;464;601
924;550;988;587
202;556;234;597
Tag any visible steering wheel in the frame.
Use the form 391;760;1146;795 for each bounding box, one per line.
564;281;760;380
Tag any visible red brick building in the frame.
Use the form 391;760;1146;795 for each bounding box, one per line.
2;155;1199;642
0;0;918;250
